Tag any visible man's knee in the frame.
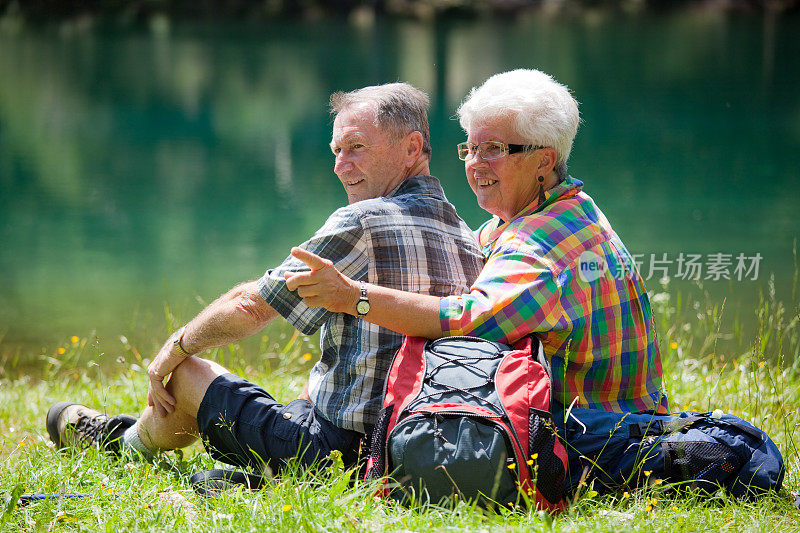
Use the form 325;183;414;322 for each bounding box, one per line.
167;356;229;417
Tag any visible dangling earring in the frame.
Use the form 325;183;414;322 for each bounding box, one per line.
537;176;546;206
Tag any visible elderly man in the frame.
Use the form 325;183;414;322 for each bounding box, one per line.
47;83;484;471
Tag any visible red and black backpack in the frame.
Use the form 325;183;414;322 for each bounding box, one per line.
366;335;568;511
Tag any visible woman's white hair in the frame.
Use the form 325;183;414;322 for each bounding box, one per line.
457;69;580;179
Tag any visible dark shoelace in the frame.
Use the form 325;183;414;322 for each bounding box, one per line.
72;411;109;448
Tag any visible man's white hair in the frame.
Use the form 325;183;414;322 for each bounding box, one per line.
331;82;431;158
457;69;580;179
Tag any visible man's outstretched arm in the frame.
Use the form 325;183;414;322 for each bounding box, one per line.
147;280;278;416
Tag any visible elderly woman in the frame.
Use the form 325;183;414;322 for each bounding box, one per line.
287;69;668;415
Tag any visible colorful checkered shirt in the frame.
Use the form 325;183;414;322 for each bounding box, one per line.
440;176;668;414
259;175;484;434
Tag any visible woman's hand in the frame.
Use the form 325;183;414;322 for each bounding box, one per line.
284;247;360;314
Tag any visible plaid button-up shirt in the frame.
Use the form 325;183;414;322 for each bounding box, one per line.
259;175;484;433
440;176;668;414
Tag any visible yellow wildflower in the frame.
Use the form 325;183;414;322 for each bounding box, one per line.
281;504;292;512
526;459;534;465
531;453;538;460
507;463;516;470
645;505;653;512
303;353;312;361
58;347;66;355
655;478;663;485
651;498;657;506
71;336;79;344
644;470;652;477
759;361;766;368
622;492;630;499
670;341;678;350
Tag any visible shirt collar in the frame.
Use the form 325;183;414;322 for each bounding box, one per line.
386;174;445;200
479;175;585;248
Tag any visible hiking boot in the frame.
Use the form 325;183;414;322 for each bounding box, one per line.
46;401;136;454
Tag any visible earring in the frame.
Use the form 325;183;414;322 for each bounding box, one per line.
537;176;546;206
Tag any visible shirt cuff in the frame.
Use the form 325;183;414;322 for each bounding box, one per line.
439;295;466;337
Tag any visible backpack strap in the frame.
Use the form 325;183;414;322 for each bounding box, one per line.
624;410;768;446
511;335;551;396
717;418;766;441
190;469;265;498
628;414;706;439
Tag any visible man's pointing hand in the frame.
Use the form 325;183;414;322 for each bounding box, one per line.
285;247;361;314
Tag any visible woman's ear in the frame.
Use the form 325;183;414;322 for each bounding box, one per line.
538;147;558;175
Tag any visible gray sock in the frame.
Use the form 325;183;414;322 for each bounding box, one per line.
121;422;156;460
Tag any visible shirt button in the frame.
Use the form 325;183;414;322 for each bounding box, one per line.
283;412;292;419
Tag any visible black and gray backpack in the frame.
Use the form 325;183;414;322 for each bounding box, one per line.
365;335;568;511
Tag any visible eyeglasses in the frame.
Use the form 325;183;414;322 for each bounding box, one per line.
456;141;544;161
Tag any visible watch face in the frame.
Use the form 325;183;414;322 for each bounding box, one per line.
356;300;370;315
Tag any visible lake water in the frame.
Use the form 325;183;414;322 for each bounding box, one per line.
1;11;799;360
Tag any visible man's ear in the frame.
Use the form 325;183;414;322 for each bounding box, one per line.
404;131;424;166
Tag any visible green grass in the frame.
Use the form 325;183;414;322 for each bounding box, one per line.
2;282;799;532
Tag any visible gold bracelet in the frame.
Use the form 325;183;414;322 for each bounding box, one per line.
172;326;194;357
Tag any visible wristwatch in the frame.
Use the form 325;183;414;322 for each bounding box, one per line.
172;326;194;357
356;281;370;316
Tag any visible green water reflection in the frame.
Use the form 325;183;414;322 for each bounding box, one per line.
1;13;799;359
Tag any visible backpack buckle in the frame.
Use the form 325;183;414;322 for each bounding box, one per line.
629;419;665;439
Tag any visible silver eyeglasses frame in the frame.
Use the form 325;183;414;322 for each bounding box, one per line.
456;141;545;161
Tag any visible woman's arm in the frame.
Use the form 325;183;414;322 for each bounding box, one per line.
284;247;444;339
